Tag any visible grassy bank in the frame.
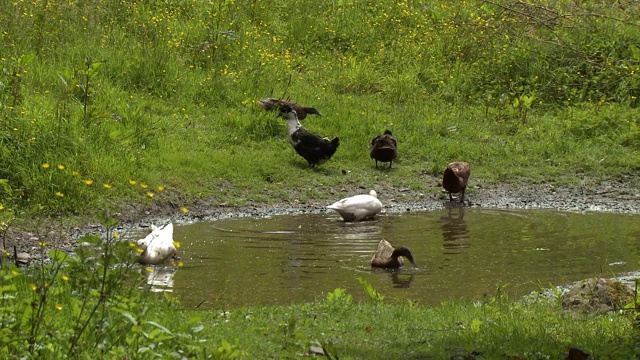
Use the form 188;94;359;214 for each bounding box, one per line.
1;0;639;218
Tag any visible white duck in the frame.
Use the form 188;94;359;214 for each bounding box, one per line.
327;190;383;222
137;223;176;265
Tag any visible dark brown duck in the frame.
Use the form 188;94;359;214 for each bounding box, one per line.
370;130;397;169
443;161;471;202
257;98;322;120
370;239;417;269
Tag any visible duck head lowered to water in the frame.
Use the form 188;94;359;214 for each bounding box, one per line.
278;104;339;167
370;130;397;169
327;190;382;222
443;161;471;203
370;239;417;269
137;222;176;265
257;98;322;120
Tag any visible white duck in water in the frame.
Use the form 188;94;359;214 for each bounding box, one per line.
327;190;382;222
278;104;339;167
137;223;176;265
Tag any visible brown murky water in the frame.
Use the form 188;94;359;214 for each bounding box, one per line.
141;208;640;309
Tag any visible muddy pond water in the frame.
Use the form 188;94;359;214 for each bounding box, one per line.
144;208;640;309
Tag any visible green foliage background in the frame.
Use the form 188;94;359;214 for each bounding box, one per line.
1;0;639;215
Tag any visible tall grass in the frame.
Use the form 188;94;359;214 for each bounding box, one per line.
0;0;639;217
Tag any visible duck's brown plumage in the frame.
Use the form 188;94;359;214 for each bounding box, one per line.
370;130;397;169
370;239;417;269
443;161;471;203
257;98;322;120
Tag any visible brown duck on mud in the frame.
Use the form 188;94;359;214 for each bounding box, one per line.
370;130;397;169
442;161;471;203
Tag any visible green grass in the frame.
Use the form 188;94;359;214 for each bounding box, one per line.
1;0;640;217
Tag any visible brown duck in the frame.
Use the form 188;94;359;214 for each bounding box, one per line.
370;239;417;269
370;130;397;169
257;98;322;120
442;161;471;203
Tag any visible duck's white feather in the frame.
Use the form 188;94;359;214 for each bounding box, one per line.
137;223;176;265
327;190;382;222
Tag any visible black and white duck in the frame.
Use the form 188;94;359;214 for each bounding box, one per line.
278;104;339;167
257;98;322;120
370;130;397;169
442;161;471;203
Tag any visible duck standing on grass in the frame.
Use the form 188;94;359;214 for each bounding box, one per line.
327;190;382;222
278;104;339;167
257;98;322;120
137;222;177;265
443;161;471;203
370;130;397;169
370;239;417;269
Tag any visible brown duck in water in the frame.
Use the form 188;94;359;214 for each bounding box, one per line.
370;239;417;269
257;98;322;120
443;161;470;203
370;130;397;169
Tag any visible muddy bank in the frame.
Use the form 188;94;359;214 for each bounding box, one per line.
4;178;640;264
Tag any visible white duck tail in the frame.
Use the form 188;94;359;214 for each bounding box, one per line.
327;190;382;222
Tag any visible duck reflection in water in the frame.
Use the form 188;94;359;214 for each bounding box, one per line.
391;272;416;288
144;265;177;293
441;207;471;254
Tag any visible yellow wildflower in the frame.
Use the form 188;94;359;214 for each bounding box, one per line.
146;192;154;198
83;179;93;185
29;284;37;291
55;192;64;198
42;163;50;169
157;186;165;191
57;164;65;170
128;179;137;185
61;275;69;281
140;183;148;189
103;183;112;189
55;304;63;310
180;206;189;213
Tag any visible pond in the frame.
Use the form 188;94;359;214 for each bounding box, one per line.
139;208;640;309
